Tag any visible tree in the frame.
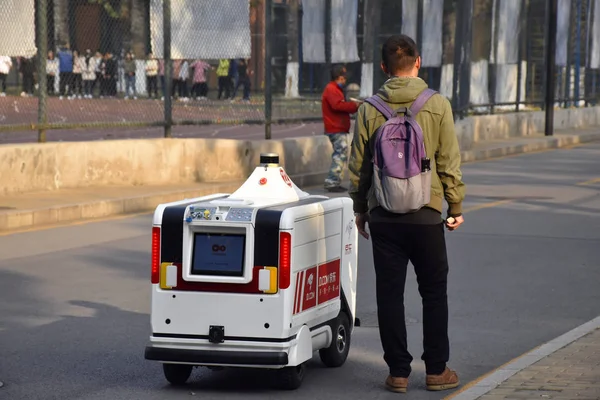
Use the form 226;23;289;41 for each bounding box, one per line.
87;0;135;55
285;0;300;98
360;0;379;98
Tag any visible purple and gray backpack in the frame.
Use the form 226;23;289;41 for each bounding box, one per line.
364;89;437;214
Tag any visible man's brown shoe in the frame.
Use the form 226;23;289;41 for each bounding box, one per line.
385;375;408;393
426;367;459;391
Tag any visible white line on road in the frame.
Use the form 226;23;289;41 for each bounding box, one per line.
211;124;245;137
444;315;600;400
228;124;313;139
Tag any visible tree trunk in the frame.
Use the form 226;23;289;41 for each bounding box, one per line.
130;0;146;58
120;0;133;54
285;0;300;98
53;0;69;48
360;0;379;98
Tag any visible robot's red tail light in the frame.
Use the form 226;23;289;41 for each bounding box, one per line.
279;232;292;289
151;226;161;284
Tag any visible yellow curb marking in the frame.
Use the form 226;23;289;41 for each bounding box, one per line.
576;177;600;186
443;344;543;400
463;199;513;214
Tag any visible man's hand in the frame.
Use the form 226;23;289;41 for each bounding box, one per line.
445;215;464;231
355;213;370;240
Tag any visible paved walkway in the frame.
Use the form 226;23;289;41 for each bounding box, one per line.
448;318;600;400
479;329;600;400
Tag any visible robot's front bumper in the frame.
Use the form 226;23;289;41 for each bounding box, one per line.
144;334;294;368
145;346;288;366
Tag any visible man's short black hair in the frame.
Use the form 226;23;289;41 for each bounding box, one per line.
381;35;419;74
331;64;347;81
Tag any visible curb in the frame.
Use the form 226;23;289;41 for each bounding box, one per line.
461;131;600;163
0;172;327;233
444;316;600;400
1;132;600;234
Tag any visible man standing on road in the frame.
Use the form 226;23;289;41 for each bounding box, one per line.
348;35;466;393
321;65;361;192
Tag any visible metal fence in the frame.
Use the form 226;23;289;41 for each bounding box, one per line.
0;0;597;142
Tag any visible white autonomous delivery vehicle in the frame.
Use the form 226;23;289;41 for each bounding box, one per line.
144;153;359;390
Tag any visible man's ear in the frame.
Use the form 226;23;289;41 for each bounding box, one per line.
415;56;422;70
380;62;388;75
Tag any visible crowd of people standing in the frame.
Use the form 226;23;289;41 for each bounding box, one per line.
0;46;252;102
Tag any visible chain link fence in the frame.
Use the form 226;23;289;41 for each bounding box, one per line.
0;0;598;142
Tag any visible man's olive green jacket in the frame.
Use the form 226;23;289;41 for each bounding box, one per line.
348;76;466;216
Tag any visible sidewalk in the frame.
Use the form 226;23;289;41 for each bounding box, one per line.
1;127;600;234
448;318;600;400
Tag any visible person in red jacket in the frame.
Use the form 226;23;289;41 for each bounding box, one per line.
321;65;361;192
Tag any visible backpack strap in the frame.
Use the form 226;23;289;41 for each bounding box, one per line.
409;88;437;116
364;95;395;120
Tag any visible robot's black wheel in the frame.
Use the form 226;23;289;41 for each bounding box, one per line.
277;362;306;390
163;363;193;386
319;312;351;368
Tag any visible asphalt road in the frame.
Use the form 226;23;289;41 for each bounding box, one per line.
1;143;600;399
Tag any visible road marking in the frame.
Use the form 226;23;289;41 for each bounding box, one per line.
576;176;600;186
0;211;153;237
210;124;242;137
463;199;513;214
443;315;600;400
0;197;514;237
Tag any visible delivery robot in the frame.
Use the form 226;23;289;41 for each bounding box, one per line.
144;153;358;390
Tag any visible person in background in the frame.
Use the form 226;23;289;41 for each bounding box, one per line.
93;51;103;97
216;59;230;100
171;59;182;99
57;43;73;99
158;58;165;100
145;53;159;99
321;64;361;192
19;56;36;97
72;50;85;99
99;53;107;97
231;59;252;102
124;52;137;100
82;49;96;99
105;52;117;97
190;59;212;100
228;58;238;95
46;51;59;96
178;59;190;101
0;56;12;97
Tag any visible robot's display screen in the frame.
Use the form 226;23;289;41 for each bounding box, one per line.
191;233;245;276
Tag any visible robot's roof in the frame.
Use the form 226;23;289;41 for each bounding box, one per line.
214;163;311;208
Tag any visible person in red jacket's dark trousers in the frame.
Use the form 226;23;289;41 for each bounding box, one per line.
321;65;361;192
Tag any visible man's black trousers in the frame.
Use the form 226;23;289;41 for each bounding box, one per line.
369;208;450;378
